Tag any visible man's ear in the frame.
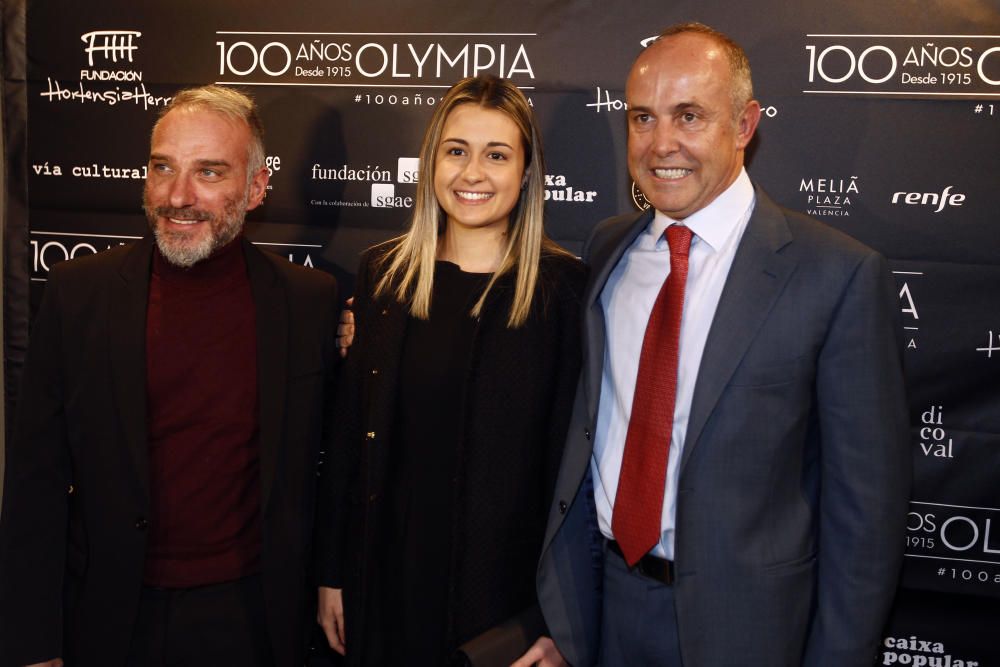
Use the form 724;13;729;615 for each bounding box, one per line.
735;100;761;150
246;166;270;211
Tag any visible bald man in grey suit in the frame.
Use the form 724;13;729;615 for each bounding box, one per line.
520;22;910;667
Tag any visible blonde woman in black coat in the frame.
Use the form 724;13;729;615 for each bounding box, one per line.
316;75;584;666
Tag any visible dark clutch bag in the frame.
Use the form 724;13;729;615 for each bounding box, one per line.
451;606;545;667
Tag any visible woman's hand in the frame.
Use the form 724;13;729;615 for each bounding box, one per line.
336;297;355;358
317;586;346;655
510;636;567;667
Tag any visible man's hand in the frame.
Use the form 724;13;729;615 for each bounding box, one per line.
317;586;346;655
25;660;63;667
336;297;355;358
510;636;567;667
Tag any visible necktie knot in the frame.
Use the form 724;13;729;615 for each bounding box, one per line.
666;224;693;259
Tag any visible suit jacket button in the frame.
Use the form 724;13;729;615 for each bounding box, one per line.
558;500;568;514
366;431;376;440
67;484;75;495
135;517;148;530
371;368;379;375
584;428;591;440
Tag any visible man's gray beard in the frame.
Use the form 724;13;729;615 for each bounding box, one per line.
144;193;248;268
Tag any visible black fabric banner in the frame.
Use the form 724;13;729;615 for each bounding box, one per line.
3;1;999;662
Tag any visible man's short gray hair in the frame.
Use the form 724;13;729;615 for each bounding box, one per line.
155;85;266;176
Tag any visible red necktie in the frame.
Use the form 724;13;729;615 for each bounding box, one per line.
611;224;693;566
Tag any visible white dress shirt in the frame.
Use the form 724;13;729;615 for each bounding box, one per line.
592;168;756;560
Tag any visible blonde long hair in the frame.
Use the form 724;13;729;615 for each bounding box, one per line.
374;75;569;328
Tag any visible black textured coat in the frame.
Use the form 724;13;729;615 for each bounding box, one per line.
0;238;339;667
316;242;585;663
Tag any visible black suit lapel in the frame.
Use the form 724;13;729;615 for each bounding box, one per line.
109;238;154;505
680;188;797;471
244;240;287;511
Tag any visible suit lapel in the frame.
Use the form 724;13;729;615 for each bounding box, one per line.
244;240;287;511
582;209;654;422
680;188;797;471
109;238;154;505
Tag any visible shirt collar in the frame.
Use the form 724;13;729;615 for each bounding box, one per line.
646;168;755;252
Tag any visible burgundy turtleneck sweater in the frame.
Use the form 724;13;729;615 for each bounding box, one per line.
143;238;261;588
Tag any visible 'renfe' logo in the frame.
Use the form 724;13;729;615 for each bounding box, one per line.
81;30;141;66
891;185;966;213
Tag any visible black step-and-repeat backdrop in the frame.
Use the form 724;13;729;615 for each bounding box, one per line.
3;1;999;662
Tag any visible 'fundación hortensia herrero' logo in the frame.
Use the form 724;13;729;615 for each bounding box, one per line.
39;29;170;109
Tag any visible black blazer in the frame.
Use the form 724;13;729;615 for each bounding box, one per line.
0;237;339;667
316;242;585;663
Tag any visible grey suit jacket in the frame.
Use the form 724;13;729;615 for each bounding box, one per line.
537;186;910;666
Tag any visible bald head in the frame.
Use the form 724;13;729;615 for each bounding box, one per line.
625;27;761;219
637;23;754;122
